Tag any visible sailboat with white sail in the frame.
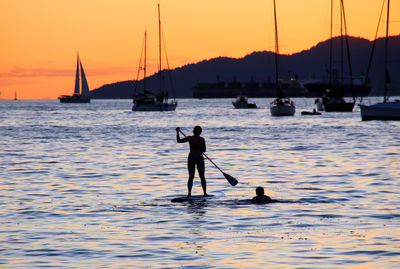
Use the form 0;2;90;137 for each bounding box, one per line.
359;0;400;120
59;53;91;103
132;4;177;111
269;0;295;116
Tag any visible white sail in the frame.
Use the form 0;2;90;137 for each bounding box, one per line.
80;60;90;98
74;53;80;95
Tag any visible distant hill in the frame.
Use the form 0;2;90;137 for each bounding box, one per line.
91;36;400;98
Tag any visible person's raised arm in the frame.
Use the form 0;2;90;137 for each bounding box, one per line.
176;127;189;143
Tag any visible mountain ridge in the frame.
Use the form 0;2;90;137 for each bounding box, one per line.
91;35;400;98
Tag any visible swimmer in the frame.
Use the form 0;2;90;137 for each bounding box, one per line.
251;187;272;204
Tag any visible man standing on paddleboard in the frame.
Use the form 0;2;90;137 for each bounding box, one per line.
176;126;208;197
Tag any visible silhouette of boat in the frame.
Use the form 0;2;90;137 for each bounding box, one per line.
303;76;372;98
58;53;91;103
232;95;257;109
269;0;295;116
301;109;322;116
193;77;306;98
320;89;356;112
359;0;400;120
132;4;177;111
312;0;356;112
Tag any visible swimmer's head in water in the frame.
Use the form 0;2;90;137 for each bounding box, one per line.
193;126;202;135
256;186;264;196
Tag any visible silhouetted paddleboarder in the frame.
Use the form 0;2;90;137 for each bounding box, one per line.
176;126;208;197
251;187;272;204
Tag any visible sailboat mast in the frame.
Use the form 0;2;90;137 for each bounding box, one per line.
158;3;162;94
144;30;147;92
273;0;281;97
329;0;333;86
340;0;344;84
362;0;386;102
340;0;355;101
384;0;390;102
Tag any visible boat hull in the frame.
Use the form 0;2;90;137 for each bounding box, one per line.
132;101;177;111
270;99;295;116
270;105;295;116
232;95;257;109
301;111;321;115
233;103;257;109
59;95;90;103
360;102;400;121
323;101;355;112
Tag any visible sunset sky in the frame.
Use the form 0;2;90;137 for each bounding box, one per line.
1;0;399;99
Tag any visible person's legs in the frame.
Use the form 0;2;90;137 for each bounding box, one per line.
187;158;195;196
197;159;207;196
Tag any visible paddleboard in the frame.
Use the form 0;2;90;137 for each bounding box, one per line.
171;194;215;203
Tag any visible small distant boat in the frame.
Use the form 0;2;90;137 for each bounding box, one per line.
301;109;322;116
359;0;400;121
59;53;91;103
132;4;177;112
270;98;295;116
269;0;295;116
14;91;17;101
232;95;257;109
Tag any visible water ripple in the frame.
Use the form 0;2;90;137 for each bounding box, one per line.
1;99;399;268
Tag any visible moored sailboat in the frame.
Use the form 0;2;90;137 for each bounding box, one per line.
132;4;177;112
269;0;295;116
359;0;400;120
314;0;355;112
59;53;91;103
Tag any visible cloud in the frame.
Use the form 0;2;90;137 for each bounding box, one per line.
0;67;70;78
0;66;135;78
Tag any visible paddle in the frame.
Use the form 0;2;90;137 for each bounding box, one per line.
177;128;238;186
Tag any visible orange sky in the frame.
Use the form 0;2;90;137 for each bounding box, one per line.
0;0;399;99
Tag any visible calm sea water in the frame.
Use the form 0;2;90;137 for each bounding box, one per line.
1;98;399;268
